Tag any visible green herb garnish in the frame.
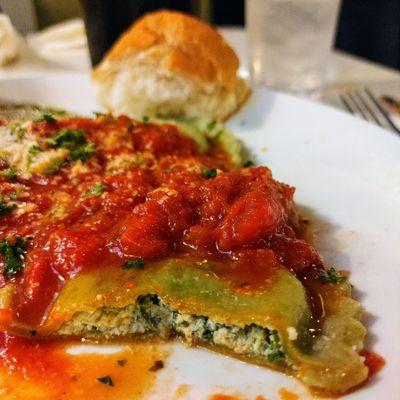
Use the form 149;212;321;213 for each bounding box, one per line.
122;258;145;270
0;197;16;217
202;168;217;179
117;359;127;366
47;129;96;162
71;142;96;162
46;129;82;146
243;160;255;167
29;145;42;154
142;116;149;123
35;113;56;124
0;168;17;181
148;360;164;372
0;236;28;279
317;267;347;284
97;375;114;386
83;182;105;197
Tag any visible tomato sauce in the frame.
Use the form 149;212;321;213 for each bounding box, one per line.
278;388;299;400
209;395;265;400
0;331;169;400
361;350;385;377
0;115;322;328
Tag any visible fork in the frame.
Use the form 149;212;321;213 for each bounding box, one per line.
339;88;400;135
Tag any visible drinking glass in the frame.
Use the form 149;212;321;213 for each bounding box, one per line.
246;0;342;96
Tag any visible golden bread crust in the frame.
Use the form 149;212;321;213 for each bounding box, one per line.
96;10;240;88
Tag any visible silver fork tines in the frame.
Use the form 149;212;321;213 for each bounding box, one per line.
340;88;400;135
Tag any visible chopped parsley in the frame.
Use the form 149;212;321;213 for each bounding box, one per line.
117;359;127;366
122;258;145;270
34;113;56;124
317;267;347;284
0;168;17;181
243;160;255;167
0;196;16;218
29;145;42;154
148;360;164;372
0;236;28;279
46;129;96;162
142;116;150;123
27;145;43;169
83;182;105;197
93;111;107;118
71;142;96;162
202;168;217;179
97;375;114;386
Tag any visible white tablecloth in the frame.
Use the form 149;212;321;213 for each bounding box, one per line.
0;22;399;111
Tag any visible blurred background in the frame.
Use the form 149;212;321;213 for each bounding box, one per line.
0;0;399;69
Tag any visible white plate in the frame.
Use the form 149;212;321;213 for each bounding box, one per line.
0;74;399;400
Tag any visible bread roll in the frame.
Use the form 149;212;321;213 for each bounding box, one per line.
92;10;249;121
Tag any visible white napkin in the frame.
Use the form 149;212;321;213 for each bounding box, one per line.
0;13;20;66
27;18;90;70
28;18;87;53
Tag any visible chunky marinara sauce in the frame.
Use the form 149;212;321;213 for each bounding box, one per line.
0;115;322;327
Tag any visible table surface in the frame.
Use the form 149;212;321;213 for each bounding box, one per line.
0;25;399;110
220;28;400;112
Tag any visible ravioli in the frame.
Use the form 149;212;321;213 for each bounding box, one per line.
0;111;369;394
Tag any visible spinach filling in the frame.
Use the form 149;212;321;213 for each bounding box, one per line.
136;295;285;363
59;294;285;364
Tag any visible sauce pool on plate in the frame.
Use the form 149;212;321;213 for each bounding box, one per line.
0;331;169;400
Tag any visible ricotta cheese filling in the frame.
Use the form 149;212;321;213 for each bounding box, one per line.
58;294;286;364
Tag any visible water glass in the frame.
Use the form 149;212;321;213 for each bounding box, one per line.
246;0;342;95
